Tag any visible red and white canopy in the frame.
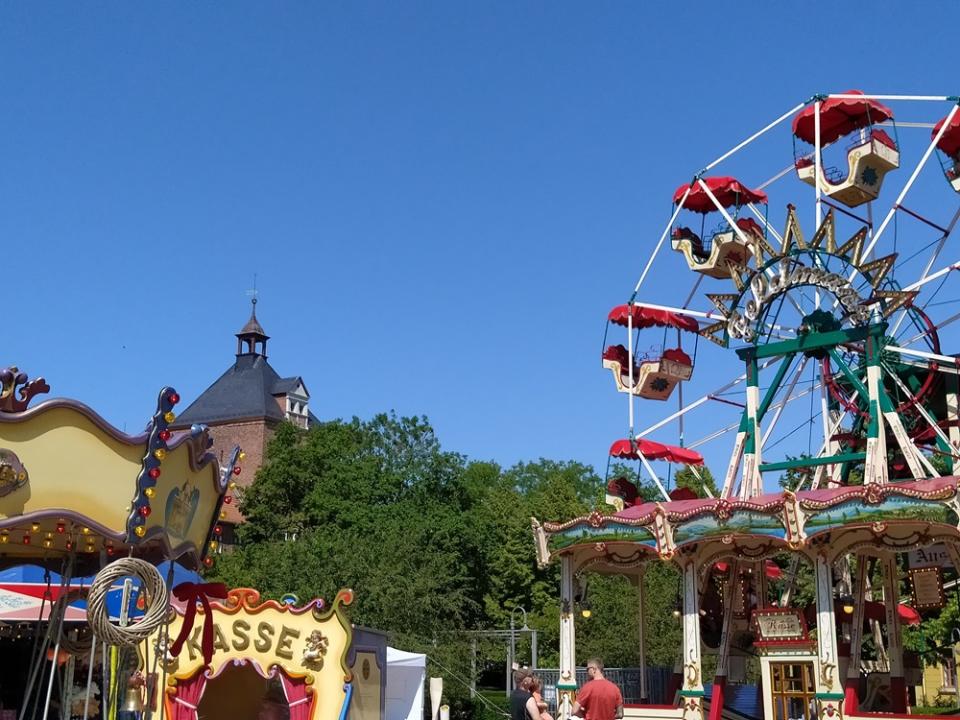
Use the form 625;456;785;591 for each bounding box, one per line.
672;176;768;214
933;112;960;159
792;90;894;145
609;438;704;466
607;305;699;332
0;585;87;622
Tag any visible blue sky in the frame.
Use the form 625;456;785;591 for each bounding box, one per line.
3;3;960;488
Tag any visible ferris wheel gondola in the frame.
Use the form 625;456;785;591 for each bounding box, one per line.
602;304;698;400
670;176;768;278
792;90;900;207
932;112;960;192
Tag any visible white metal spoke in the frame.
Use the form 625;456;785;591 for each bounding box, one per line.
633;186;691;295
861;104;960;261
883;361;953;454
703;101;807;173
697;178;752;246
689;380;824;450
636;359;779;439
638;453;671;502
902;256;960;292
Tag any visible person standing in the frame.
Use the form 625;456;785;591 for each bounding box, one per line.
511;672;541;720
571;658;624;720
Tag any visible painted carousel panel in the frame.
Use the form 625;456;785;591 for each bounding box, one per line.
546;521;659;553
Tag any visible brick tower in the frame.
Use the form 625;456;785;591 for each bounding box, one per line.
171;299;315;543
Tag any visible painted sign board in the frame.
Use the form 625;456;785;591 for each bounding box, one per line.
910;567;945;611
908;544;954;570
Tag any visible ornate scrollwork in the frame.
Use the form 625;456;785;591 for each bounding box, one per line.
684;649;700;687
819;657;836;686
0;367;49;413
302;629;329;669
0;449;28;497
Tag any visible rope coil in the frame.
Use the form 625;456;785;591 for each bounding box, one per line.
48;588;94;655
86;558;169;647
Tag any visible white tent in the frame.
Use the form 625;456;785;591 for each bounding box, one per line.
386;647;427;720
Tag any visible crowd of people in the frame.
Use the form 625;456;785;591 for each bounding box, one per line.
510;659;623;720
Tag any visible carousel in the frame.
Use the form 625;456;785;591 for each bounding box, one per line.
533;92;960;720
0;368;378;720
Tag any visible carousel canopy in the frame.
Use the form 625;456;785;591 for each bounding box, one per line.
609;438;704;466
534;477;960;567
0;562;203;622
933;112;960;159
672;176;768;213
607;305;700;332
792;90;894;145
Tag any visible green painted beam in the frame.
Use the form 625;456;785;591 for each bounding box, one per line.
736;323;887;361
827;348;869;400
757;354;796;420
759;452;865;473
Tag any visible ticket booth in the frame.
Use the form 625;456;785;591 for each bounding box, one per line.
753;610;821;720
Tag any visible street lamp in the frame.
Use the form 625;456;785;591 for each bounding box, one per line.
509;607;529;691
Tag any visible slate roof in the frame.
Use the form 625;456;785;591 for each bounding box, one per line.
171;355;318;428
272;376;308;396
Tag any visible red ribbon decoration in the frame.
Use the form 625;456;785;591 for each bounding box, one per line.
168;582;228;666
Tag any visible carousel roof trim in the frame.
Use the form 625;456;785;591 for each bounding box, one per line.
0;378;233;573
534;477;960;567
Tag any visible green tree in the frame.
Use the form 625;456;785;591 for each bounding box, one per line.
674;465;719;497
214;415;683;716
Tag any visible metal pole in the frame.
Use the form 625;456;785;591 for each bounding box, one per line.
531;630;538;670
510;614;516;693
814;100;822;232
506;638;512;699
471;638;477;700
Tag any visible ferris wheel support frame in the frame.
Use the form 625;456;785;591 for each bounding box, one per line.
624;93;960;501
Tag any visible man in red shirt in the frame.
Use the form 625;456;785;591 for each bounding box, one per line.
571;658;624;720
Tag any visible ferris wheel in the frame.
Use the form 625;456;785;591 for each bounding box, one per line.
602;91;960;507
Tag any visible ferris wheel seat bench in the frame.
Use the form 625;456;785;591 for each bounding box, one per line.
945;161;960;192
602;345;692;399
671;226;757;279
795;132;900;208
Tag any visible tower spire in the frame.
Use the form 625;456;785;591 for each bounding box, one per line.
236;293;269;358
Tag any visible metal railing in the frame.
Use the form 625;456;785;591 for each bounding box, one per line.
533;667;673;713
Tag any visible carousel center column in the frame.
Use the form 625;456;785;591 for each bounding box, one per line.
814;553;844;719
680;558;704;720
558;554;578;720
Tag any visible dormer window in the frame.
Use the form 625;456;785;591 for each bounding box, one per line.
280;380;310;429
